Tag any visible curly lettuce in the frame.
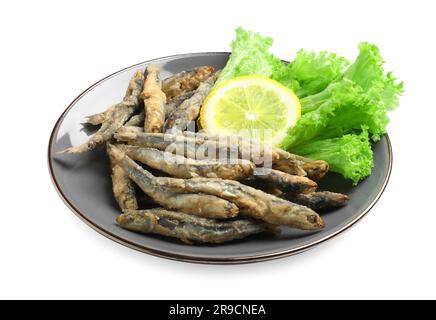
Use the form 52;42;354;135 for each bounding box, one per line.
344;42;403;111
215;28;283;86
282;42;402;183
292;131;373;185
215;28;403;184
283;42;403;145
273;50;349;98
282;79;391;149
216;28;351;98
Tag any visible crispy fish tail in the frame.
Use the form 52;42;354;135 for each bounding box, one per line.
85;75;139;125
85;106;115;125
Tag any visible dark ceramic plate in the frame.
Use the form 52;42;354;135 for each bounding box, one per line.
48;53;392;264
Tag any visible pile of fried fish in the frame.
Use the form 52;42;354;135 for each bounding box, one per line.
61;65;349;244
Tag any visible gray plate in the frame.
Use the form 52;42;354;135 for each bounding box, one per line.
48;52;392;264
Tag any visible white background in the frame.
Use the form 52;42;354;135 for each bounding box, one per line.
1;0;435;300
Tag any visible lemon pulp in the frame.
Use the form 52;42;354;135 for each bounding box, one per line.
199;76;301;145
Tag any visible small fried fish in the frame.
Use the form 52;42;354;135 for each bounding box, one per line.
61;70;145;153
117;144;255;180
141;65;166;133
108;145;239;219
117;209;276;244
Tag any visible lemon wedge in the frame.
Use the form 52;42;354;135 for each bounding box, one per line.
199;76;301;145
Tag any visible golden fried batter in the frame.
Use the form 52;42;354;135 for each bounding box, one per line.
141;65;166;133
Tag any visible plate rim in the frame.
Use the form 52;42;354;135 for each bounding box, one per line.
47;52;393;265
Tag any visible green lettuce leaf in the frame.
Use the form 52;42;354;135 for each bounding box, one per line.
270;66;300;93
292;131;373;185
215;30;403;185
299;78;364;114
273;50;349;98
283;42;403;152
282;79;390;149
215;28;284;86
344;42;403;111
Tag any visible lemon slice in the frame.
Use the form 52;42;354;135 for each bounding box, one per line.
199;75;301;145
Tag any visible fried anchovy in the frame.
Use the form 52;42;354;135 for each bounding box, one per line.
85;76;143;125
114;129;278;166
121;91;195;128
141;65;166;133
164;91;195;118
181;137;326;179
249;169;318;194
124;111;145;127
284;191;349;211
182;131;312;177
108;148;138;210
180;178;324;230
111;144;323;230
116;144;255;180
116;129;326;178
162;66;215;100
163;72;219;132
61;70;145;153
108;145;238;219
117;209;275;244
